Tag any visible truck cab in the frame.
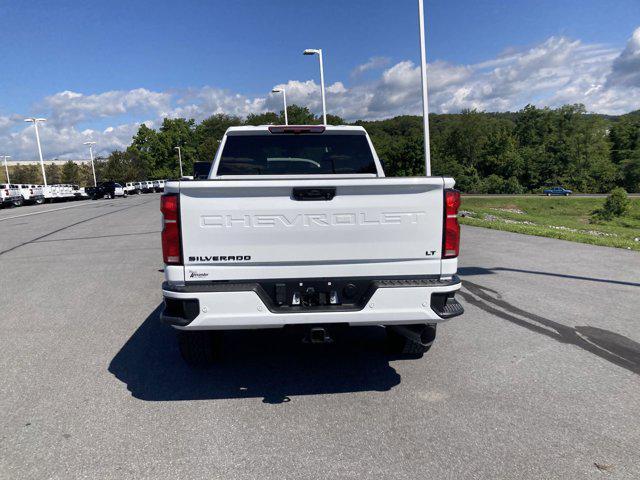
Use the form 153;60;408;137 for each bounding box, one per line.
160;125;463;365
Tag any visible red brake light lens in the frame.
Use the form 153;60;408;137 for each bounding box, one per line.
161;193;181;265
268;126;326;134
443;189;461;258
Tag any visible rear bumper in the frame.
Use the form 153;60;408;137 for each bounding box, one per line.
161;276;463;330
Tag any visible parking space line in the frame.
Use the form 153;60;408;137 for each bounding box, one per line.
0;198;157;256
0;196;153;222
0;202;95;222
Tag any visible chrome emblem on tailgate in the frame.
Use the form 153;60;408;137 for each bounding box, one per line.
201;211;427;228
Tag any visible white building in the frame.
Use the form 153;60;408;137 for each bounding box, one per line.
6;159;91;167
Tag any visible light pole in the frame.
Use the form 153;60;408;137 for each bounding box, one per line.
24;117;48;186
83;141;97;186
3;155;11;183
418;0;431;176
303;48;327;125
272;88;288;125
174;146;183;177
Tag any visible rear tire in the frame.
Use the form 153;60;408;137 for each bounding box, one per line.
13;198;24;207
177;331;220;367
35;197;44;205
385;325;436;357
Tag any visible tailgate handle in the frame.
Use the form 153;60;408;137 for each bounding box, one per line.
292;187;336;201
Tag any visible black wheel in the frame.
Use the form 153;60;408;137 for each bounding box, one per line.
385;325;436;358
35;197;44;205
13;198;24;207
177;331;220;367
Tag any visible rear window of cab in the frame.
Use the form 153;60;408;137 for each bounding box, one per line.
217;134;377;175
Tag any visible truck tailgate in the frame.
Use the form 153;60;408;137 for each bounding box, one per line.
178;177;445;281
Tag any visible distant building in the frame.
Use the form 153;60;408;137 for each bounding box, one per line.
6;159;91;166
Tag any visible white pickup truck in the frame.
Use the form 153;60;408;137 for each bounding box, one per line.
19;184;45;204
1;184;23;207
160;125;463;365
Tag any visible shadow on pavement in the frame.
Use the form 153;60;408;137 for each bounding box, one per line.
109;305;402;403
459;266;640;288
460;280;640;375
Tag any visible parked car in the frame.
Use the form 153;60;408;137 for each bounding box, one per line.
160;125;464;366
137;181;153;193
18;184;45;205
152;180;166;192
91;181;126;199
125;182;140;195
0;183;23;207
543;186;572;196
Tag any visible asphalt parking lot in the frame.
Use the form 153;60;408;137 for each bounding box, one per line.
1;194;639;479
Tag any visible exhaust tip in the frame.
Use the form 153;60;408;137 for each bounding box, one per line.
420;325;437;346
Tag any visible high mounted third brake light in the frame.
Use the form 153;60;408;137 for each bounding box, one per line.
442;189;461;258
161;193;181;265
268;126;326;134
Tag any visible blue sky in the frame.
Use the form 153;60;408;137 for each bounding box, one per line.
1;0;639;159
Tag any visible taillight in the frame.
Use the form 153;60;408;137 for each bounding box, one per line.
268;125;326;134
161;193;181;265
443;189;461;258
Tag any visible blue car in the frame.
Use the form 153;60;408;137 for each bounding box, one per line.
543;186;572;196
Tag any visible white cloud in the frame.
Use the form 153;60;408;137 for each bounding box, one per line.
351;56;391;78
41;88;172;126
3;26;640;160
607;26;640;87
8;122;142;160
168;86;266;120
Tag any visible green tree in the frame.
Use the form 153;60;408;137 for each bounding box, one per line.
194;114;242;164
246;112;279;126
61;161;81;184
158;118;197;178
127;124;165;178
591;187;631;221
45;163;62;184
285;105;317;125
609;112;640;192
86;103;639;193
101;151;131;182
